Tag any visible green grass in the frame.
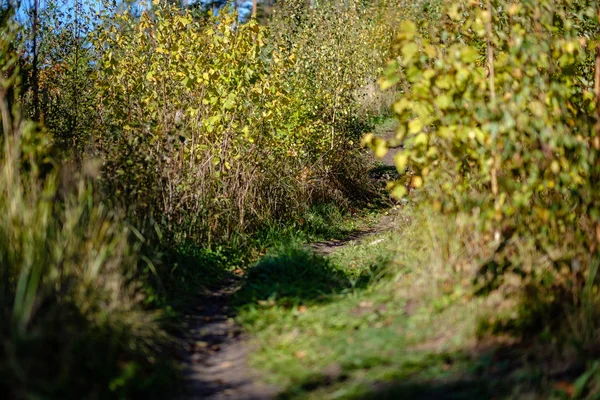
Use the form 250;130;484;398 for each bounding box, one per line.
162;202;382;300
232;205;589;400
370;117;398;139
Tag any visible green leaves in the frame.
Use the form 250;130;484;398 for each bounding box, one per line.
91;0;389;244
378;0;600;272
399;20;417;40
434;94;452;110
460;46;479;63
408;118;424;134
401;42;419;65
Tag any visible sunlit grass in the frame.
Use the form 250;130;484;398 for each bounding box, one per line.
0;133;177;398
233;204;596;399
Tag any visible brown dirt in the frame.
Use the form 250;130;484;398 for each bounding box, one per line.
181;280;279;400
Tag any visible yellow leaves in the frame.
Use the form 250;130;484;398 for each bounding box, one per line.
480;10;491;24
361;133;374;146
460;46;479;63
398;20;417;40
507;3;521;16
534;207;550;222
380;75;400;90
563;40;577;55
411;176;423;189
369;0;600;290
96;0;405;211
414;133;428;147
447;4;462;21
529;101;545;118
422;69;435;80
393;98;411;114
394;152;409;172
408;118;423;134
373;138;388;159
401;42;419;65
175;15;192;27
435;94;452;110
435;75;453;90
223;99;234;110
391;185;407;199
361;133;388;159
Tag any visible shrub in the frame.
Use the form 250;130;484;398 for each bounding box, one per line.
376;0;600;286
91;2;391;245
0;13;172;397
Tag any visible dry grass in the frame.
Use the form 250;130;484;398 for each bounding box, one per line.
0;123;172;398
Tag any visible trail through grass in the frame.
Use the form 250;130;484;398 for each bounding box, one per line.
230;205;589;400
181;119;595;399
179;204;386;399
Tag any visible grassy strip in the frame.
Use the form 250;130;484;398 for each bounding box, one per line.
161;202;385;304
233;205;595;400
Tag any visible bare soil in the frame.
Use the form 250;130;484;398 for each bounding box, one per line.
181;279;279;400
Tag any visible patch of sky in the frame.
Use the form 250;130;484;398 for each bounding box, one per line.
16;0;259;28
193;0;255;23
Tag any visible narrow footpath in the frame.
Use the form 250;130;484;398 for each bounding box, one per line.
181;126;401;399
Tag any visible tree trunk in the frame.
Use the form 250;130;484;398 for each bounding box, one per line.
594;5;600;149
31;0;39;121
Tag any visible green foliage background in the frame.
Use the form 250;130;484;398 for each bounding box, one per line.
376;0;600;289
1;0;397;397
4;0;600;397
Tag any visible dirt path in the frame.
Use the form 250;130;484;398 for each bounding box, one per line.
309;211;397;255
181;126;401;399
181;212;400;399
181;278;279;400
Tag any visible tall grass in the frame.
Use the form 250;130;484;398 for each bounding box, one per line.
0;112;172;398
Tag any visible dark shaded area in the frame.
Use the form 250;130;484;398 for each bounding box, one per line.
180;214;394;399
180;278;279;400
0;295;180;400
368;163;400;181
309;229;379;255
233;246;377;308
352;351;588;400
160;242;236;303
357;377;510;400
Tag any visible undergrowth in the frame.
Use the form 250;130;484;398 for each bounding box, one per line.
233;201;600;399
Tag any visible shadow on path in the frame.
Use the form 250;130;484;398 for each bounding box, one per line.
181;222;394;399
181;277;279;400
181;139;401;399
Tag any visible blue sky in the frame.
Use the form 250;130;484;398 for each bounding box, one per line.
17;0;256;25
16;0;104;25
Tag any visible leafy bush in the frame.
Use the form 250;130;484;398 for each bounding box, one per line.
91;2;391;244
377;0;600;286
0;13;173;398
